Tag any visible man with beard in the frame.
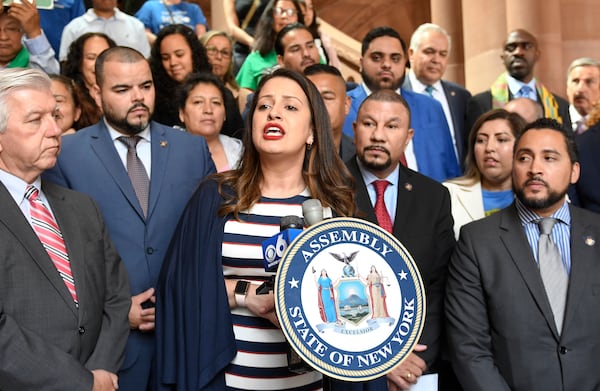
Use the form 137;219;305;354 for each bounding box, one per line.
446;118;600;391
333;89;455;390
44;46;215;391
466;29;571;133
342;26;460;182
276;23;321;74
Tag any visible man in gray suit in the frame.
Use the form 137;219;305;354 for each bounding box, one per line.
446;118;600;390
0;69;130;390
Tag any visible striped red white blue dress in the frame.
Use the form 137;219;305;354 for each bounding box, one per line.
221;192;323;390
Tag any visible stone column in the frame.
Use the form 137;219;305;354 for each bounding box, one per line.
505;0;564;95
430;0;465;85
461;0;507;93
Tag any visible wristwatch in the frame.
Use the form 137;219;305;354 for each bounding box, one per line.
234;280;250;307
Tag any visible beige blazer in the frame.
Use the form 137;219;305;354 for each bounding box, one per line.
443;179;485;239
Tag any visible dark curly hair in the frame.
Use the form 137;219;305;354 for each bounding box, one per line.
49;74;101;130
62;32;117;92
149;24;211;126
61;33;116;128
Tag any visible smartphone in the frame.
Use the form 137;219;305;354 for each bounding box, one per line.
2;0;54;10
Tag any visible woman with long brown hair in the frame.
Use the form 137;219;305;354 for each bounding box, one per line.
156;68;355;390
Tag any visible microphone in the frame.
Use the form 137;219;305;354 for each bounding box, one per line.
302;199;324;226
257;215;303;294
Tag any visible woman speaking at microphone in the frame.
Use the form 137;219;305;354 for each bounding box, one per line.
156;68;355;390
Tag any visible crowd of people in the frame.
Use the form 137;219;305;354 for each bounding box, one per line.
0;0;599;390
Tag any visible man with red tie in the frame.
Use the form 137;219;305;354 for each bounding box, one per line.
337;89;456;391
0;68;130;390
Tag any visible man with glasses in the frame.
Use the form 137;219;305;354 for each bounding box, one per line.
0;1;58;73
466;29;571;132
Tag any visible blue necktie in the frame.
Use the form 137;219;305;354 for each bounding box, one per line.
425;85;434;97
517;85;533;99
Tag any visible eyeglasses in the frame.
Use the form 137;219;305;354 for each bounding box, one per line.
273;7;297;17
205;46;232;58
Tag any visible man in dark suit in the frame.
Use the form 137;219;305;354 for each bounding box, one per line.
342;26;460;182
404;23;471;169
304;64;355;162
44;47;215;390
466;29;571;133
446;118;600;390
0;68;130;390
569;122;600;213
329;89;455;390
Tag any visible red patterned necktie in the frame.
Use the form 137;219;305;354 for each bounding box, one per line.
373;180;393;233
25;185;78;304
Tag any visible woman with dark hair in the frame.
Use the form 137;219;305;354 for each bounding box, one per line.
177;72;243;171
156;68;355;390
150;24;244;137
50;74;102;133
235;0;303;108
443;109;526;238
298;0;341;68
50;74;81;135
61;32;116;126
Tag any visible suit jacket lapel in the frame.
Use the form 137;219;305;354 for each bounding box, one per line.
499;205;560;338
347;158;377;223
455;182;485;221
89;122;145;220
43;182;81;315
0;183;78;314
442;81;464;160
147;123;169;219
562;206;598;335
391;166;416;239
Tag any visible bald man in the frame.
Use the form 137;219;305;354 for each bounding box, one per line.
466;29;570;133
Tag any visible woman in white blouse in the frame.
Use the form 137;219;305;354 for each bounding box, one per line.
443;109;526;239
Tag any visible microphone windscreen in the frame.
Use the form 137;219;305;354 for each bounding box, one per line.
302;199;324;226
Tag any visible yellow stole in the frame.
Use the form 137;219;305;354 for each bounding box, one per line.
490;72;563;124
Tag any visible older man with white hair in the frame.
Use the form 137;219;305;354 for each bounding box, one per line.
566;57;600;134
403;23;471;169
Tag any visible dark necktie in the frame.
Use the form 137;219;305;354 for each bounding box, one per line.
537;217;568;334
373;180;393;233
25;185;78;304
118;136;150;217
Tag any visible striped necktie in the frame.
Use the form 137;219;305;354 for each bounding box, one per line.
537;217;568;334
25;185;78;304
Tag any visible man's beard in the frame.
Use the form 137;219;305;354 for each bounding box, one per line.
361;69;404;92
358;146;393;173
514;178;568;211
104;103;152;135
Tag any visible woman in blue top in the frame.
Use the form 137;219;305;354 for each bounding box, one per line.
135;0;208;44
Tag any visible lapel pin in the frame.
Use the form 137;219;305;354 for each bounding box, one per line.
450;91;456;96
404;182;413;191
160;140;168;148
584;236;595;246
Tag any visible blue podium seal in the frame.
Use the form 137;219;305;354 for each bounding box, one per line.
274;217;426;381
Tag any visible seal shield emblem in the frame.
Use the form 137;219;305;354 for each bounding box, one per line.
275;217;426;381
